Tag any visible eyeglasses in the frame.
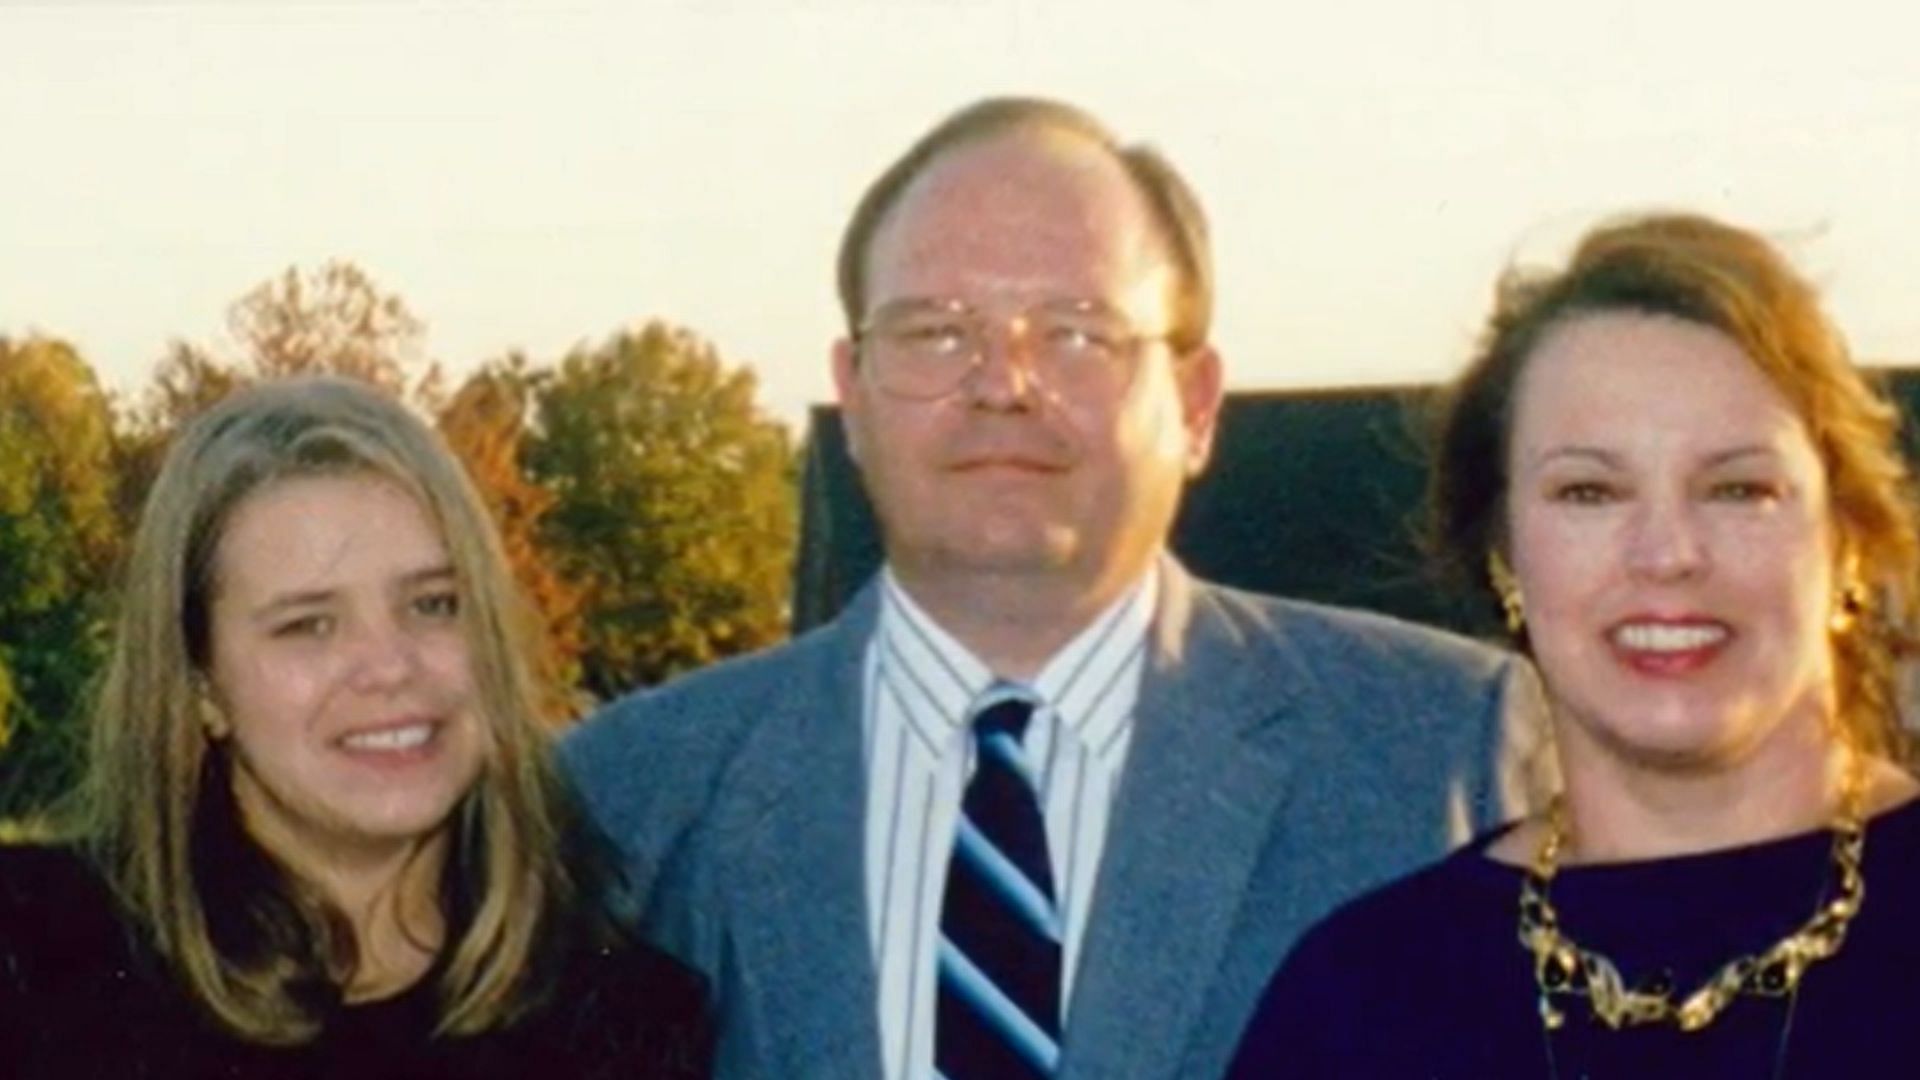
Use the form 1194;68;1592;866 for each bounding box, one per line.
854;297;1177;400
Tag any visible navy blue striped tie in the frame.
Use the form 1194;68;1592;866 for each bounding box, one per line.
935;691;1062;1079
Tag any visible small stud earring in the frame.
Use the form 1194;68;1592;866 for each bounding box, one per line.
193;684;230;740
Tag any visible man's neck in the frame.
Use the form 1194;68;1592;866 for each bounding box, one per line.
888;560;1152;681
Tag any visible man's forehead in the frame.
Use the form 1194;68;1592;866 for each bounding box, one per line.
905;128;1120;200
863;130;1175;306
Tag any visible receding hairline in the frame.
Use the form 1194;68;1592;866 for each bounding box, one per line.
858;125;1179;296
836;98;1213;348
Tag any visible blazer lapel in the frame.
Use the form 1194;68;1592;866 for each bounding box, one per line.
719;586;887;1078
1059;562;1306;1080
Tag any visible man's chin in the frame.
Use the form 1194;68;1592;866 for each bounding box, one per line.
929;527;1077;576
943;546;1073;576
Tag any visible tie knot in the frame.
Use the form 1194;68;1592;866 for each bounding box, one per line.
969;695;1036;742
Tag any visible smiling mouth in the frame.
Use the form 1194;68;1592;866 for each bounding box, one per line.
337;722;437;754
1605;620;1732;677
1610;622;1730;653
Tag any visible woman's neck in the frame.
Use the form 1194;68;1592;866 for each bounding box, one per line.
243;814;451;1002
1546;696;1855;864
324;837;448;1003
1559;743;1845;865
1489;747;1918;869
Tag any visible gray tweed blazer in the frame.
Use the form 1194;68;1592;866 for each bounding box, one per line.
560;559;1543;1079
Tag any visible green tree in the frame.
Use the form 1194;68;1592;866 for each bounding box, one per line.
0;337;123;816
528;322;797;698
437;355;587;721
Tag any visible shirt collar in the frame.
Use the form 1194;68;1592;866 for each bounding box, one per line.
1034;566;1157;745
876;564;1159;744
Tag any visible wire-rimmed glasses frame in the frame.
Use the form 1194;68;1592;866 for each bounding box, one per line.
852;296;1178;401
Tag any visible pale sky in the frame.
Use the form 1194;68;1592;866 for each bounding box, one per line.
5;0;1920;427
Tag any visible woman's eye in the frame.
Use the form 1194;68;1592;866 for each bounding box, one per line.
274;614;334;639
414;591;461;619
1708;479;1781;504
1549;481;1616;505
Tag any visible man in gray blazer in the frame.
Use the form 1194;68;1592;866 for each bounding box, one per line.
562;96;1539;1079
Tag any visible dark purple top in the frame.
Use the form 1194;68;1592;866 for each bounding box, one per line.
0;844;712;1080
1228;797;1920;1079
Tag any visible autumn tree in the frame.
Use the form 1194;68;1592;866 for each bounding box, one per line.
120;261;441;517
437;355;587;721
0;337;122;816
528;322;797;699
223;261;428;392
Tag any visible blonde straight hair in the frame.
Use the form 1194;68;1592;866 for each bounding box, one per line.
72;376;593;1044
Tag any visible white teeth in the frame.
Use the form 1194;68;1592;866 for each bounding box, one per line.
1613;623;1727;652
340;724;433;752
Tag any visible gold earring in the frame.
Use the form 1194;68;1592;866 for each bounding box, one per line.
1488;551;1525;635
1829;547;1869;635
1830;581;1869;636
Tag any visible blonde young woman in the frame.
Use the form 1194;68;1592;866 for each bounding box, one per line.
1229;214;1920;1078
0;378;710;1078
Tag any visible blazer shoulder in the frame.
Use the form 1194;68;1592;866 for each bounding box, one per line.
1195;584;1550;821
557;617;855;874
1196;581;1514;684
563;619;843;773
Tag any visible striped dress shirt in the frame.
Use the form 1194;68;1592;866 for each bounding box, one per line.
863;566;1157;1080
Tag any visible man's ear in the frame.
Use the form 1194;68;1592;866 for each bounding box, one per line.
831;337;864;466
1176;343;1225;476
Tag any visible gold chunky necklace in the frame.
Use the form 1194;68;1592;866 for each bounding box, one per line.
1517;762;1868;1033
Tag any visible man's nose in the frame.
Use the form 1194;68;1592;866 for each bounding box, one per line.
961;317;1043;408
